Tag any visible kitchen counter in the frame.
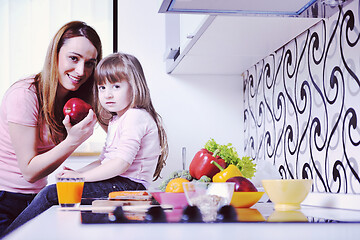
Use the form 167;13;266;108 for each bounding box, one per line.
3;203;360;240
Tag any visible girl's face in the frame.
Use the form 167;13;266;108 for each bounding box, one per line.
98;79;133;116
57;36;97;96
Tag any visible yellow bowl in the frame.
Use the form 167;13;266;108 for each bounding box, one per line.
262;179;312;211
230;192;264;208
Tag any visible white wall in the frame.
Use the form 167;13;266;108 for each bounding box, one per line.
117;0;244;187
0;0;112;153
0;0;244;188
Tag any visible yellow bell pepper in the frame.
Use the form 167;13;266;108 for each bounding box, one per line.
211;160;243;182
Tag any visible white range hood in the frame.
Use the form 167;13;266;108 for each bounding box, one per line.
159;0;352;75
159;0;348;18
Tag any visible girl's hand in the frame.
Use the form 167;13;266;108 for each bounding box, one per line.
62;166;73;171
63;109;97;146
58;169;84;179
56;166;74;178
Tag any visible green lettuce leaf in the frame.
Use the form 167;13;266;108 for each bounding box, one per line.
204;138;219;153
204;138;256;179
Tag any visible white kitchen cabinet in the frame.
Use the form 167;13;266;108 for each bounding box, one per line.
164;13;210;73
179;14;208;50
160;0;354;75
164;14;320;75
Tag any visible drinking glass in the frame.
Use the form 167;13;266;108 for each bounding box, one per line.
56;177;85;207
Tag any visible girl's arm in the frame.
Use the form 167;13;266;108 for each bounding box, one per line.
57;160;101;177
61;158;130;182
71;159;102;173
9;110;97;183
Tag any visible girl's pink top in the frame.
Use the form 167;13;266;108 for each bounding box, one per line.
99;108;161;188
0;78;55;193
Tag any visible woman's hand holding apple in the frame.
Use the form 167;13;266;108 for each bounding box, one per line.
63;98;92;125
63;109;97;147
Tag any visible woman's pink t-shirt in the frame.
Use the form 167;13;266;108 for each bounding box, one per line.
0;78;55;193
99;108;161;187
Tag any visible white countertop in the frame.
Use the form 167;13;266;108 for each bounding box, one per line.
3;203;360;240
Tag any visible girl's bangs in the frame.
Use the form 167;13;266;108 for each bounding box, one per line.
95;59;128;85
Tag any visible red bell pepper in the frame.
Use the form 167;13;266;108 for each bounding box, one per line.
189;148;227;180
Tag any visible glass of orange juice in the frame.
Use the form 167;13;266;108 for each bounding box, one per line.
56;177;85;207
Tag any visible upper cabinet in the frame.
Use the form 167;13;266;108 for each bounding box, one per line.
164;15;321;75
159;0;345;16
160;0;352;75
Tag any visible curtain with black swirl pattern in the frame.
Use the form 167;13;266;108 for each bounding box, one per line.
243;2;360;194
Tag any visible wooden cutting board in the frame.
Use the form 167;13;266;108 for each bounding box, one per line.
58;203;173;213
92;199;151;207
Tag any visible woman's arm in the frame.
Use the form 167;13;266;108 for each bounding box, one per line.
9;110;97;183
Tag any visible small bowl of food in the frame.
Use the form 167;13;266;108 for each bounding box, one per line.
150;192;188;209
262;179;312;211
226;176;264;208
150;177;190;209
231;192;264;208
183;182;235;222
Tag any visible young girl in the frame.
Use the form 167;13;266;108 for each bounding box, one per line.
4;52;168;235
60;52;168;185
0;21;101;236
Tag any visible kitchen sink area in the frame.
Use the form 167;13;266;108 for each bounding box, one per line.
79;203;360;224
3;201;360;240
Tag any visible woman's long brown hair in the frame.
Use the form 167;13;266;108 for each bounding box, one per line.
34;21;102;144
94;53;168;181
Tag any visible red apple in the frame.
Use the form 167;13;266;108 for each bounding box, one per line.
226;176;258;192
63;98;92;125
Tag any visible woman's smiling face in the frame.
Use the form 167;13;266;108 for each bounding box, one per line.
57;36;98;95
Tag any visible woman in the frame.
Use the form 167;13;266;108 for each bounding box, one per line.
0;21;102;236
2;52;169;236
